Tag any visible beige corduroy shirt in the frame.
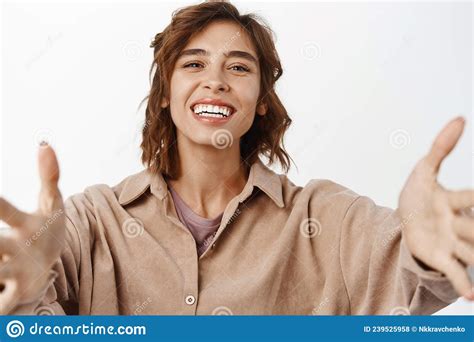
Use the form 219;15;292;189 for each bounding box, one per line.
12;158;459;315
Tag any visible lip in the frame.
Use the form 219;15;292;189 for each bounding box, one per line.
190;98;236;114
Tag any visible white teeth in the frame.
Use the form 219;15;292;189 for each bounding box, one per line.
199;113;224;118
193;103;233;117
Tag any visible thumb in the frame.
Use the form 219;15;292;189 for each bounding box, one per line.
38;142;63;215
424;116;465;175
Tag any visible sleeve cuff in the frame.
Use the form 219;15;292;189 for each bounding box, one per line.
400;234;460;303
16;268;58;306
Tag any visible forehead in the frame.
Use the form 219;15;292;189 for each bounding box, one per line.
183;20;256;56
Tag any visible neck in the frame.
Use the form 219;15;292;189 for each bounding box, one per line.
166;133;250;219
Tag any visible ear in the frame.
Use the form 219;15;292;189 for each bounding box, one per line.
256;102;267;116
160;98;169;108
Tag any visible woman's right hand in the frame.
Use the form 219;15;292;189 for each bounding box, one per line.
0;143;65;314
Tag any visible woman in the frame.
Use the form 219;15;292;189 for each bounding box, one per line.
0;1;472;315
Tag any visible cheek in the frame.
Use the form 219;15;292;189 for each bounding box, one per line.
240;90;260;119
237;77;260;106
229;106;256;137
169;103;192;135
169;77;185;106
229;80;260;131
168;77;192;121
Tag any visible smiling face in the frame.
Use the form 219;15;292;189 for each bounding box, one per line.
164;19;267;150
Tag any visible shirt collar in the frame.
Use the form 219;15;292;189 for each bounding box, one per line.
118;158;285;208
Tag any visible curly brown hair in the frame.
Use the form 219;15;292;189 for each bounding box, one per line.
140;1;293;179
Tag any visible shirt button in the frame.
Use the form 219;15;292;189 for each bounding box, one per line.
185;295;196;305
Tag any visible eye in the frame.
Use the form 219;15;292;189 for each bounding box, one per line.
182;62;250;73
230;65;250;72
183;62;204;69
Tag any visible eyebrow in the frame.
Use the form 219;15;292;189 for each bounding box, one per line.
178;48;258;65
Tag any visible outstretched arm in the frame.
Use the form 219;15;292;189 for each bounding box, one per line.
399;116;473;300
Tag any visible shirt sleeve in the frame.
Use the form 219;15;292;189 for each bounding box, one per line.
8;194;93;315
339;195;460;315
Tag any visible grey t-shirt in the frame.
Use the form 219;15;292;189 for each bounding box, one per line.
165;179;224;256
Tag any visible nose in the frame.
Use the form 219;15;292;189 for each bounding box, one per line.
202;68;230;93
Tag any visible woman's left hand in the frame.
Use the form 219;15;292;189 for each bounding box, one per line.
398;116;474;301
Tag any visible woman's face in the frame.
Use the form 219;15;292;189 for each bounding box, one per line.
165;20;266;149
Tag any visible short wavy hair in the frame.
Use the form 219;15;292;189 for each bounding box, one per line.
140;1;293;179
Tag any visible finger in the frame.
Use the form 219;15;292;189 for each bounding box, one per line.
37;143;63;215
0;236;19;255
0;197;29;228
453;216;474;243
0;261;16;279
446;190;474;211
437;256;473;300
454;239;474;267
424;116;465;175
0;279;18;315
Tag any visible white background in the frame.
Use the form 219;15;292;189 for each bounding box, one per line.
1;0;472;314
